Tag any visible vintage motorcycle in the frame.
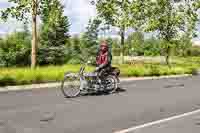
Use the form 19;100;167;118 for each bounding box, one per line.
61;60;120;98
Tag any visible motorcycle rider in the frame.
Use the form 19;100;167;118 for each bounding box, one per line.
95;40;111;74
95;40;120;77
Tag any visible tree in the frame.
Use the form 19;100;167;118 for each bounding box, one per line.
0;31;31;67
143;37;161;56
145;0;198;65
64;35;82;64
71;35;81;54
96;0;150;64
1;0;48;68
0;39;16;67
81;18;102;62
191;0;200;61
126;31;144;56
106;37;120;56
39;0;70;65
175;33;192;56
40;0;70;46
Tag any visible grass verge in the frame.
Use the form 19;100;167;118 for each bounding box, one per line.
0;57;200;86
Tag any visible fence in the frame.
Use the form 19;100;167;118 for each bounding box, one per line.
113;56;166;64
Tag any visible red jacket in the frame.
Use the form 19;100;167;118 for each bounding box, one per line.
96;50;112;68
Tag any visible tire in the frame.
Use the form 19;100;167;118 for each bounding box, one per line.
61;73;81;98
104;75;118;93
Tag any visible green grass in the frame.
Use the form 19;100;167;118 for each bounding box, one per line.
0;65;94;86
116;64;194;77
0;57;200;86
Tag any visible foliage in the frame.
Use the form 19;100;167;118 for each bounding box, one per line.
1;0;40;68
80;18;102;63
96;0;131;28
64;35;82;64
40;0;70;47
37;46;69;65
96;0;150;63
187;46;200;56
124;33;162;56
126;31;145;56
38;0;70;65
143;37;161;56
145;0;198;65
71;35;82;55
175;33;192;56
0;0;71;68
104;37;120;56
96;0;150;29
0;30;31;67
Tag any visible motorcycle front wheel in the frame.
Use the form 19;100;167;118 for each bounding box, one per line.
61;73;81;98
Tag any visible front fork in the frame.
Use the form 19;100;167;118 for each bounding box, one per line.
80;76;87;91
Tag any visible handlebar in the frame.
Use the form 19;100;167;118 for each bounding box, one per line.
79;60;89;75
79;57;93;75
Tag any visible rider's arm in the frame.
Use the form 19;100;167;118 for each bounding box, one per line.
96;50;100;66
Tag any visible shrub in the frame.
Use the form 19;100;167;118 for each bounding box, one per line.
149;65;161;76
187;46;200;56
0;75;16;86
0;32;31;67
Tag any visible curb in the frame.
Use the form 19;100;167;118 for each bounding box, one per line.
0;74;192;93
120;74;192;82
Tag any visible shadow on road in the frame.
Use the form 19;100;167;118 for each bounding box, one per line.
115;87;126;93
62;87;127;99
78;87;127;97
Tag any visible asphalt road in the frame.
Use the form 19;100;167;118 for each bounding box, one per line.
128;111;200;133
0;76;200;133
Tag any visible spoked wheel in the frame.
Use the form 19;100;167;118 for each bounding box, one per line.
61;73;81;98
104;75;118;93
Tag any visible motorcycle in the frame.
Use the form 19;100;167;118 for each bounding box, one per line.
61;60;120;98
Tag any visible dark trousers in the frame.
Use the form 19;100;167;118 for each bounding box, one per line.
98;66;120;78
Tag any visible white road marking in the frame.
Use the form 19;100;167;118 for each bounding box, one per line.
114;109;200;133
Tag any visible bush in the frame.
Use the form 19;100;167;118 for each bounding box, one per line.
38;46;69;65
143;38;161;56
149;65;161;76
0;32;31;67
68;58;82;64
187;46;200;56
0;75;16;86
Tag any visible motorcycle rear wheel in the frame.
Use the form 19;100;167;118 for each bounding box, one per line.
104;75;118;93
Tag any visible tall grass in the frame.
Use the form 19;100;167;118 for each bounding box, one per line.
0;65;94;86
0;57;200;86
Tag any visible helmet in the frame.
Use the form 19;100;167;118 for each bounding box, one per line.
100;40;108;52
100;40;108;46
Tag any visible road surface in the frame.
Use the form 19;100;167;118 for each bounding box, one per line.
0;76;200;133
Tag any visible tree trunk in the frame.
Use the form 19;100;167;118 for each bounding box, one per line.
166;45;170;67
120;26;125;64
6;60;9;67
31;0;38;69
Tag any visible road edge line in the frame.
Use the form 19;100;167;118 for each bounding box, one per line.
114;109;200;133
